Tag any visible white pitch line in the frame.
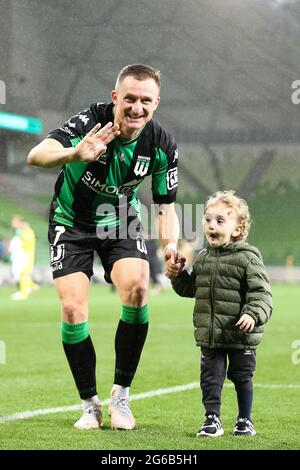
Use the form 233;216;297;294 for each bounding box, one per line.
0;381;299;423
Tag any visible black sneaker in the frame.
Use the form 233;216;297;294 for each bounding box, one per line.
196;414;224;437
233;417;256;436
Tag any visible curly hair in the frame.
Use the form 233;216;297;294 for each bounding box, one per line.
205;190;251;241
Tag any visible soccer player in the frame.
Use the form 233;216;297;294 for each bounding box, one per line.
9;216;39;300
27;64;180;430
166;191;273;437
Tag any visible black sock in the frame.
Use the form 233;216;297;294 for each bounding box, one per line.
114;319;148;387
235;381;253;419
63;335;97;399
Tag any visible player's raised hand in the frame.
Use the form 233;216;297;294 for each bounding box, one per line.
72;122;120;162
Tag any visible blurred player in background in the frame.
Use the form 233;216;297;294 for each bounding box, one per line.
27;64;182;431
9;215;39;300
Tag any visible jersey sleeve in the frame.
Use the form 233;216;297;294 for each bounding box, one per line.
46;106;97;148
152;134;178;204
171;269;196;298
241;256;273;326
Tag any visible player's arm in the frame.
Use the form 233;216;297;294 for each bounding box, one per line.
158;203;185;275
27;138;76;168
158;203;181;262
27;122;120;168
158;203;179;249
152;130;181;266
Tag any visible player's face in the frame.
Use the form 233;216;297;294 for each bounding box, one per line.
112;76;160;139
204;202;241;247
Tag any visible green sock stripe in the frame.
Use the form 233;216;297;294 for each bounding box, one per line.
121;305;149;324
61;320;89;344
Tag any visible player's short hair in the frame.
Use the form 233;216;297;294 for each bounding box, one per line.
115;64;161;89
205;190;251;241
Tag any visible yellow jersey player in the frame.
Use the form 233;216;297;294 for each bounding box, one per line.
10;216;39;300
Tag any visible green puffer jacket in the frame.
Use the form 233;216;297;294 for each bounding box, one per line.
171;242;273;349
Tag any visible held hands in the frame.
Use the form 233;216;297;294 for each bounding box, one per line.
72;122;120;163
235;314;255;332
164;248;186;279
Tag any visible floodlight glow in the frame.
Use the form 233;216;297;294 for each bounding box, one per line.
0;112;42;135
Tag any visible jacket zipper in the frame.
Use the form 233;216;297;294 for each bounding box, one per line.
208;249;220;347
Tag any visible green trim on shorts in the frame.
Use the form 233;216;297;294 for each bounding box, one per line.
61;320;89;344
121;304;149;324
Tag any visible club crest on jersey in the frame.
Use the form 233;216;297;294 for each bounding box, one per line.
134;156;151;177
167;168;178;190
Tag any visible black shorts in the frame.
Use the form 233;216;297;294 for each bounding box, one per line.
48;222;149;283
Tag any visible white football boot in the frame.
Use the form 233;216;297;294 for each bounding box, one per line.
74;399;103;430
108;385;136;430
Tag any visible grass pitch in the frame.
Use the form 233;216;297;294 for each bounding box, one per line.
0;284;299;450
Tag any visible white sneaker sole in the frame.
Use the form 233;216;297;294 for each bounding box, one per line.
233;430;256;436
196;428;224;437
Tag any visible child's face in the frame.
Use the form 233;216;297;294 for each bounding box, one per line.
204;202;241;248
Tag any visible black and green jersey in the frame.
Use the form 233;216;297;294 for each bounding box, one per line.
47;102;178;231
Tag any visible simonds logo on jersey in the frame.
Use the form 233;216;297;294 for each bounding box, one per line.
81;171;140;197
82;171;118;196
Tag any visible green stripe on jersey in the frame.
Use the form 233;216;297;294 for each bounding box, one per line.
52;133;169;229
53;162;89;227
152;148;168;196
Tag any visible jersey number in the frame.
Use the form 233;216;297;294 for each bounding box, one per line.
136;237;147;254
50;226;65;263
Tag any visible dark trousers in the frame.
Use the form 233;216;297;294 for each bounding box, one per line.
200;347;256;417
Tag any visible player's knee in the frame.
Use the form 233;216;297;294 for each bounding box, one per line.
61;299;86;323
128;281;148;305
